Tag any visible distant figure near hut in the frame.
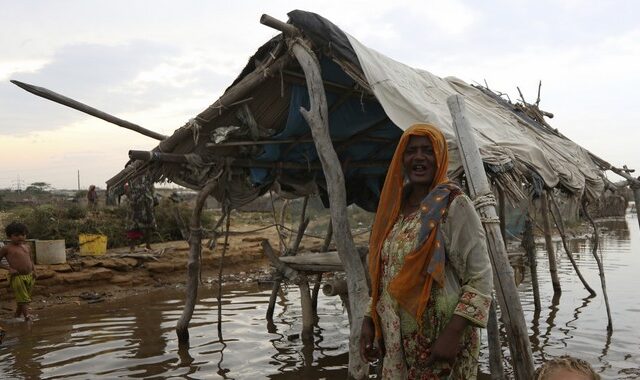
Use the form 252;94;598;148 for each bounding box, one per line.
87;185;98;210
124;175;157;252
0;222;36;321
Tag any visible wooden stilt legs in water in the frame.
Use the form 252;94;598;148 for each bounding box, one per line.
540;192;562;294
582;203;613;331
299;275;314;341
522;216;541;312
267;196;310;323
176;180;217;346
217;210;231;338
547;192;596;297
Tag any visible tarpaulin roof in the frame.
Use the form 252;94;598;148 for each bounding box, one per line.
107;10;605;210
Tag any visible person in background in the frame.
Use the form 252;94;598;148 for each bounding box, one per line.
0;222;36;321
124;175;158;252
535;356;600;380
87;185;98;210
360;124;493;379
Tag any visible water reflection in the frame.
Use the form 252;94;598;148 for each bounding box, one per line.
0;212;638;379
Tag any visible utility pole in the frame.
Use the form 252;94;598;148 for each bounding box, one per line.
77;170;80;190
13;174;24;192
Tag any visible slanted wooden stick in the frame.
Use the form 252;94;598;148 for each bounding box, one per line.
11;80;167;141
581;203;613;332
547;192;596;296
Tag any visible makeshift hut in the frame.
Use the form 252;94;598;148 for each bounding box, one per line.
13;9;640;380
102;10;640;380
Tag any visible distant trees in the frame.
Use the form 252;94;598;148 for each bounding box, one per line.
24;182;52;193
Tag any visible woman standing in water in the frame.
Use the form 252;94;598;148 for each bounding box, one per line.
360;124;493;379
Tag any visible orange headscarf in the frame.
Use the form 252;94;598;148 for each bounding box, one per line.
368;123;450;338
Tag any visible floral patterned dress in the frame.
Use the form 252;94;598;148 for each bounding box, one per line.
373;194;493;380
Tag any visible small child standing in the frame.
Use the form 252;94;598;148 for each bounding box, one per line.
0;222;36;321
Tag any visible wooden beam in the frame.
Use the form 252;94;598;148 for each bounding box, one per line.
128;150;391;170
447;94;535;379
11;80;168;141
282;70;375;99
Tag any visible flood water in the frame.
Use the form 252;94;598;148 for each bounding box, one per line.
1;210;638;379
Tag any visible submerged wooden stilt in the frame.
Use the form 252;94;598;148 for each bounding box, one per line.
540;192;562;294
176;180;217;346
522;215;541;312
582;203;613;332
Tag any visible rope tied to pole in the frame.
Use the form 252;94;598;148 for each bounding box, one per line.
473;192;497;209
186;118;202;145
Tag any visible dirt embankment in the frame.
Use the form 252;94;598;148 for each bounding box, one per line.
1;221;347;319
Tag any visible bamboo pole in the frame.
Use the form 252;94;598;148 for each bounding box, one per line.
547;192;596;296
447;94;535;379
581;203;613;331
11;80;168;141
261;15;369;377
540;192;562;294
176;180;217;345
522;215;541;312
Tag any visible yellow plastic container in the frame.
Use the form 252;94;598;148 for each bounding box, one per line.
79;234;107;256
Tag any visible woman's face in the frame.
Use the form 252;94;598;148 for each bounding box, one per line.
403;135;436;188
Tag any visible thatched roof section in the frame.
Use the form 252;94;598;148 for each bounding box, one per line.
107;10;608;210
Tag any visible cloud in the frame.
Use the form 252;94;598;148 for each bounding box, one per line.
0;40;237;136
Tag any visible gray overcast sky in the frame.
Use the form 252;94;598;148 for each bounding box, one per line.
1;0;638;189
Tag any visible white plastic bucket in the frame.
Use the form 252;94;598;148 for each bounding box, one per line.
35;240;66;265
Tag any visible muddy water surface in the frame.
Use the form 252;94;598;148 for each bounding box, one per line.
1;211;638;379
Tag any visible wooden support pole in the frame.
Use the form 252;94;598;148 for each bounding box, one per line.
548;192;596;296
582;203;613;332
176;180;217;345
522;215;541;312
262;17;369;376
540;192;562;294
299;275;314;341
447;95;535;379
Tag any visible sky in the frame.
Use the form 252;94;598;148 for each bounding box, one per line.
1;0;638;190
